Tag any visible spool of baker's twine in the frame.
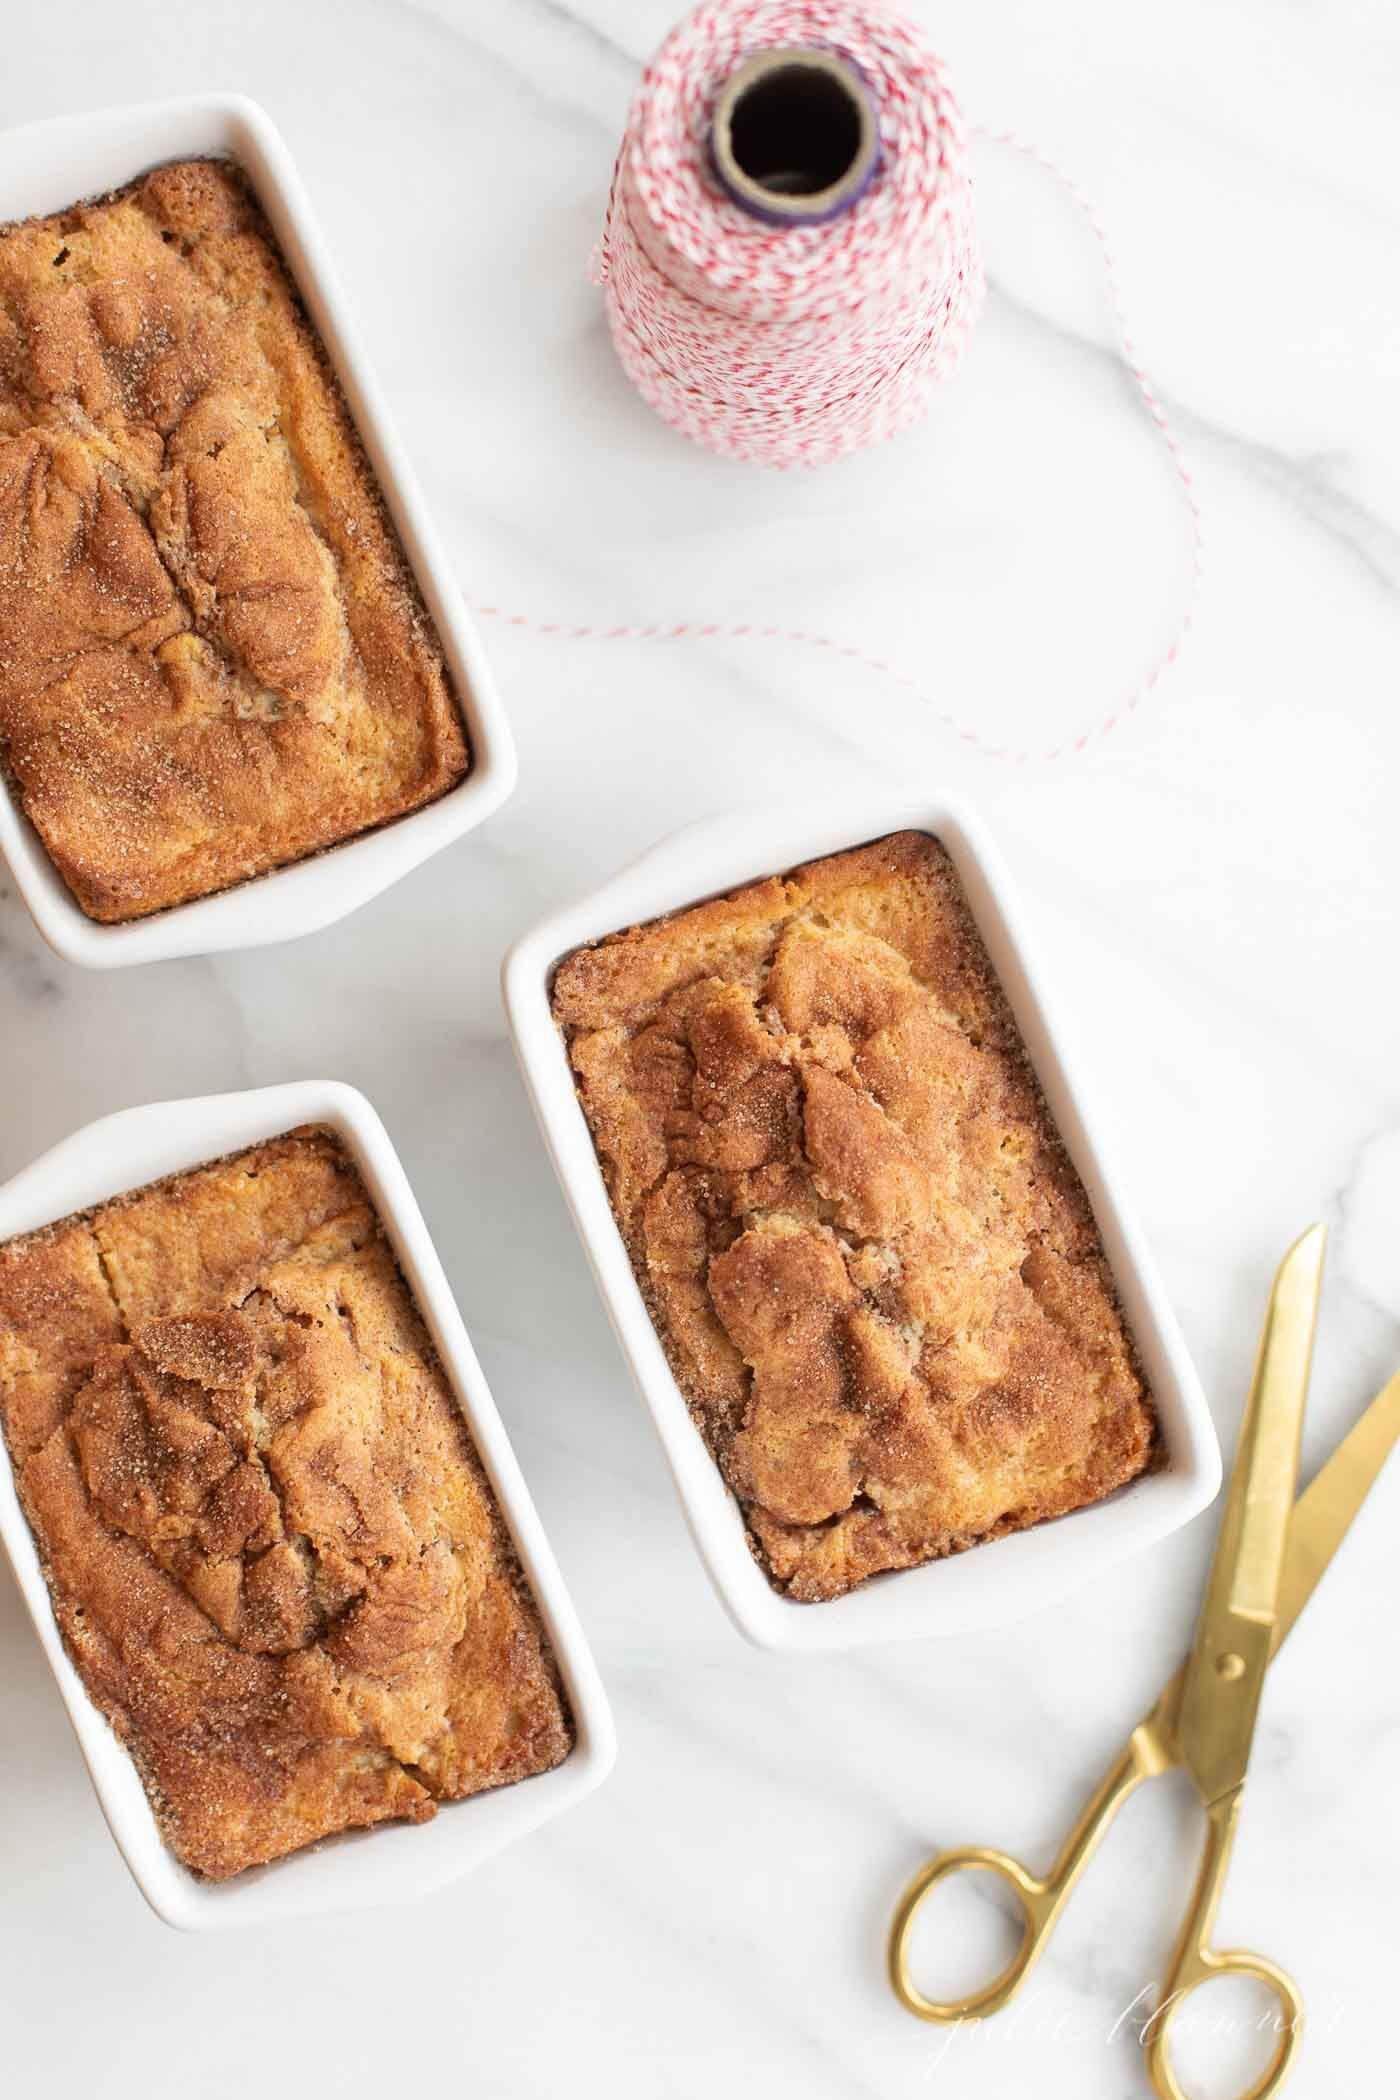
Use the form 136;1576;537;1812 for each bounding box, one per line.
481;0;1202;760
594;0;982;466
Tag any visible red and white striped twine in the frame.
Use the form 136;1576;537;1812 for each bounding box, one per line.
478;0;1202;763
596;0;983;467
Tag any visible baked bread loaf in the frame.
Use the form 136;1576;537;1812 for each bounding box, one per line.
553;832;1156;1602
0;1129;570;1879
0;158;468;922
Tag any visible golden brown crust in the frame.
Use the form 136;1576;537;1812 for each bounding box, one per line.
553;832;1157;1602
0;158;469;922
0;1129;571;1880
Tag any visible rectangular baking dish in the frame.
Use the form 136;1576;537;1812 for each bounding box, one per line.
0;1081;614;1930
503;794;1221;1651
0;95;516;969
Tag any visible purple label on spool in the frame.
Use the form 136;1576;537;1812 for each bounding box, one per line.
709;45;882;227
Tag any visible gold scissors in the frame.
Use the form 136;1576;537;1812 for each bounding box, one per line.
890;1225;1400;2100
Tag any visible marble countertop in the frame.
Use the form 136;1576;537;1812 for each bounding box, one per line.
2;1;1398;2093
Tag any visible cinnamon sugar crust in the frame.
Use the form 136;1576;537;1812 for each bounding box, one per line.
553;832;1157;1602
0;1129;570;1880
0;159;469;923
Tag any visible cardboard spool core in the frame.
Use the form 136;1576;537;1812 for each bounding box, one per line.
711;47;879;224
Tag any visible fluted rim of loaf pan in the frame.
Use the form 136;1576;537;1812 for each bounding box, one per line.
502;793;1222;1652
0;1081;614;1929
0;96;516;969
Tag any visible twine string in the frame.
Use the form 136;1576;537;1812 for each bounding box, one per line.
479;2;1201;764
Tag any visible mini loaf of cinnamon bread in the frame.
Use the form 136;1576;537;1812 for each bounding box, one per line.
0;158;468;921
552;831;1157;1602
0;1129;571;1879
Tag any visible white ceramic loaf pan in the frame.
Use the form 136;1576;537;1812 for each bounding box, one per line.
0;1082;614;1930
503;795;1222;1651
0;96;515;968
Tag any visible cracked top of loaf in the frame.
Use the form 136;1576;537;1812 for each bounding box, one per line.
552;832;1156;1603
0;158;468;923
0;1128;570;1880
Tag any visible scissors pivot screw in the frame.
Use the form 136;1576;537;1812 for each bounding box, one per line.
1215;1651;1247;1681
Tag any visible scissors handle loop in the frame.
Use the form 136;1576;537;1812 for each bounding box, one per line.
888;1845;1055;2021
1146;1791;1303;2100
889;1734;1153;2023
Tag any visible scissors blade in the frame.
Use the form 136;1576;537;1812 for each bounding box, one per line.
1173;1224;1325;1806
1144;1357;1400;1776
1272;1361;1400;1649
